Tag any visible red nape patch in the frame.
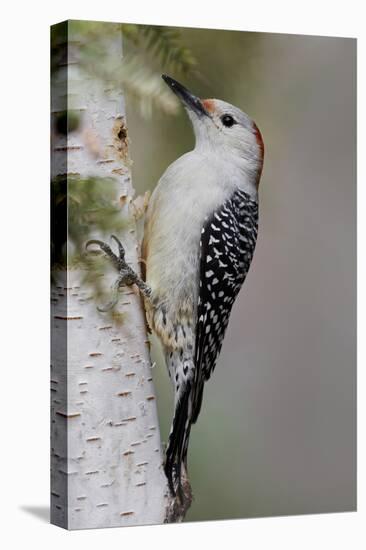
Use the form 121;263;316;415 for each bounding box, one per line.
202;99;215;112
253;122;264;160
253;122;264;187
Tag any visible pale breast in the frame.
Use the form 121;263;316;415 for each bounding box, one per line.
142;151;256;345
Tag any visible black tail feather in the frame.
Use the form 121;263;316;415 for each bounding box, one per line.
164;382;192;500
191;381;204;424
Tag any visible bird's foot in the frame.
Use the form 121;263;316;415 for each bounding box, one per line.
85;234;151;312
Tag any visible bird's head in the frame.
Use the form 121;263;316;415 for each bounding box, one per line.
162;74;264;187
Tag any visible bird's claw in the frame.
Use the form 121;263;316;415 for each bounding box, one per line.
85;235;151;312
86;235;126;269
110;234;125;260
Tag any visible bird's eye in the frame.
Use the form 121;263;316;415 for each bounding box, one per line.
221;114;236;127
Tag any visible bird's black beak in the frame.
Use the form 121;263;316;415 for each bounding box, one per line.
162;75;209;117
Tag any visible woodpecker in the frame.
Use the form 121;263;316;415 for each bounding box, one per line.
87;75;264;501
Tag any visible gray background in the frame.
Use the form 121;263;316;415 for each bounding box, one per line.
127;30;356;521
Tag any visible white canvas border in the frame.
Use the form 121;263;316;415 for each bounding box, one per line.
1;1;363;548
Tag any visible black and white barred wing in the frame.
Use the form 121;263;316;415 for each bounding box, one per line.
192;189;258;421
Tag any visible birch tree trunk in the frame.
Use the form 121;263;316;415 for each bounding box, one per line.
51;21;185;530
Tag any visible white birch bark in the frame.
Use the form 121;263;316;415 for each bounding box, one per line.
50;21;182;530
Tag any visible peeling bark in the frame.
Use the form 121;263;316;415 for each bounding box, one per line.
51;21;189;530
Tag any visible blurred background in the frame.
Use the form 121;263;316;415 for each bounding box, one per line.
126;28;356;521
58;23;356;522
